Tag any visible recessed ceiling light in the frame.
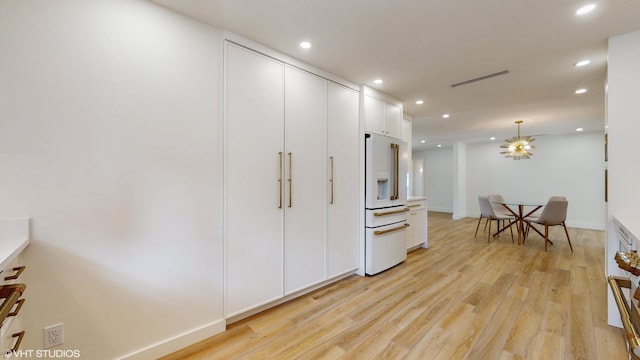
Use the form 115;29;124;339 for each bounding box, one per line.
576;4;596;15
576;128;584;132
416;100;424;105
373;79;383;84
575;88;587;94
490;137;496;141
299;41;311;49
442;114;450;119
420;140;426;143
575;59;591;67
437;144;442;148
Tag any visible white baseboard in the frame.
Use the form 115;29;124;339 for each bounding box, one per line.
116;320;226;360
565;220;605;231
428;207;453;214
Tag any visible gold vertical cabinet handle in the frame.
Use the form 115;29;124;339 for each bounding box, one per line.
8;298;25;317
278;152;283;209
10;331;25;352
329;156;334;204
4;266;25;281
288;152;292;208
390;143;399;201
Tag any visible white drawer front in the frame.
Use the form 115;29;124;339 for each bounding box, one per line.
365;207;408;227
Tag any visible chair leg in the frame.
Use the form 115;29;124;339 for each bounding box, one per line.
487;218;492;243
562;222;573;252
544;224;548;252
509;222;514;244
474;215;483;238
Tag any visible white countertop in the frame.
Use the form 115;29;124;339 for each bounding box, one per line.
615;216;640;243
0;218;30;269
0;238;29;270
408;196;427;201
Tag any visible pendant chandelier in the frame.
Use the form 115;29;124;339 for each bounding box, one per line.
500;120;536;160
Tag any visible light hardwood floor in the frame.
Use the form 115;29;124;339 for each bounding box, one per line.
163;212;628;360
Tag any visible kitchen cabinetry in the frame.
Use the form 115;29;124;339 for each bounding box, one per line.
327;82;360;278
0;219;29;352
225;41;360;317
606;28;640;327
406;198;428;250
363;89;403;139
0;258;26;352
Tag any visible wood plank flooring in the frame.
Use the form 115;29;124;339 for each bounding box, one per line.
163;212;628;360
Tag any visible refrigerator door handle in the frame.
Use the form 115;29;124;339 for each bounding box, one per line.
374;223;410;235
391;143;399;201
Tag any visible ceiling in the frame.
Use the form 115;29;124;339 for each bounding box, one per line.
150;0;640;150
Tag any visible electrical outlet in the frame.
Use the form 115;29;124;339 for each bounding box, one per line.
44;323;64;349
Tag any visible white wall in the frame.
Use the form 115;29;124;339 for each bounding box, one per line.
0;1;224;358
413;147;454;212
467;132;605;229
414;131;606;229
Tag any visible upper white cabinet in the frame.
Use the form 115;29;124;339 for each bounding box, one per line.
327;82;360;278
363;95;385;135
363;88;403;139
224;41;360;317
384;102;403;139
225;42;285;317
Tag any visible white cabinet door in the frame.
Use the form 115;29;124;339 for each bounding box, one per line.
406;199;427;249
407;211;416;249
327;82;360;278
284;66;327;294
384;103;403;139
364;94;403;140
225;43;285;317
411;209;427;248
364;94;385;136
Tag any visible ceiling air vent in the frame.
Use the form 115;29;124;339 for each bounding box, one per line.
450;70;509;87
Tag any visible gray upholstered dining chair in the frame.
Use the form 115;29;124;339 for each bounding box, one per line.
475;196;515;243
487;194;512;229
524;196;566;237
487;194;511;217
524;197;573;252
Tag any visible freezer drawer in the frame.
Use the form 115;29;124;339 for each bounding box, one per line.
365;207;408;228
365;222;408;275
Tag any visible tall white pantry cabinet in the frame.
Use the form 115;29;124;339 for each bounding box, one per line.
224;41;360;318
